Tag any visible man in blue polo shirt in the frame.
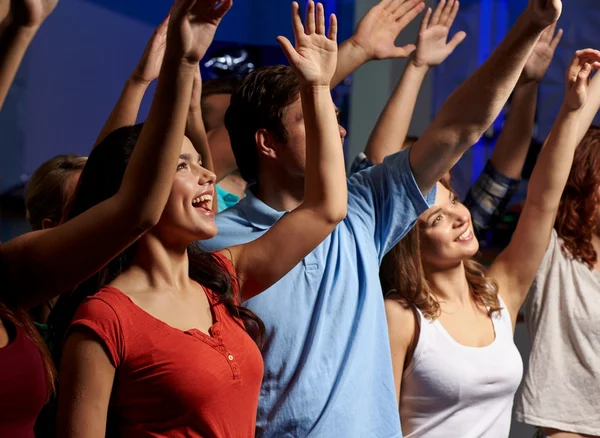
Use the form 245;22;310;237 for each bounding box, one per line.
201;1;562;436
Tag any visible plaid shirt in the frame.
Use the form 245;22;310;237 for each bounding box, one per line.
463;161;520;237
350;153;520;237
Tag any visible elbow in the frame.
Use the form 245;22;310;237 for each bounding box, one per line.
322;201;348;225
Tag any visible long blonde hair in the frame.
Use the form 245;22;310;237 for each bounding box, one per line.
381;182;501;320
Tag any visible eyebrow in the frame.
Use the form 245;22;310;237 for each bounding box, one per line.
179;153;201;162
426;207;443;223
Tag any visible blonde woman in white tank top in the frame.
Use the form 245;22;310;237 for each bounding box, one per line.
382;47;600;437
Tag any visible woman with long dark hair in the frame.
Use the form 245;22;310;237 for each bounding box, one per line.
382;49;600;437
54;2;346;436
0;0;218;435
515;125;600;437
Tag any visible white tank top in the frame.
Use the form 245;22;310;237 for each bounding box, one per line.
399;296;523;437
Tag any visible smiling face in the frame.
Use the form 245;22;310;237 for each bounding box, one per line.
151;137;218;245
417;183;479;270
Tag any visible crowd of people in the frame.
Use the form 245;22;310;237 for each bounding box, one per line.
0;0;598;437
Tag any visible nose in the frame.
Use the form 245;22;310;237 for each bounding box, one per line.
198;166;216;186
453;210;470;228
339;124;347;140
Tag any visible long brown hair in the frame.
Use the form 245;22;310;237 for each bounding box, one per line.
381;181;500;320
555;126;600;269
0;302;56;399
48;125;265;362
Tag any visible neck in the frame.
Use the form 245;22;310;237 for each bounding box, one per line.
131;234;191;291
424;261;471;306
256;168;304;212
218;170;247;198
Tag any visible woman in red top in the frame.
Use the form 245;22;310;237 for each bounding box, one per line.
54;1;346;437
0;0;221;435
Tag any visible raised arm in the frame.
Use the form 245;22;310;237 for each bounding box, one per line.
364;0;465;165
489;49;600;324
577;64;600;142
93;16;169;147
410;0;562;194
0;0;58;109
489;23;562;179
186;65;218;212
464;23;562;234
225;1;347;300
331;0;424;88
0;0;231;309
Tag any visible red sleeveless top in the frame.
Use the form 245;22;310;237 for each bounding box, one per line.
0;319;48;438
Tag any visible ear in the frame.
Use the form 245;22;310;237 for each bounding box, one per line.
255;129;278;160
41;218;58;230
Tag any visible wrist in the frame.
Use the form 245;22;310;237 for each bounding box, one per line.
522;7;557;33
408;56;430;74
345;35;374;63
560;101;584;114
127;74;153;88
1;20;38;41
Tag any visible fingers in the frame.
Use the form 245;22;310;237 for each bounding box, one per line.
446;0;460;28
420;7;432;33
550;28;563;50
306;0;316;34
394;44;416;58
212;0;233;19
290;2;304;41
316;2;325;35
575;63;592;94
277;35;301;65
328;13;338;42
439;0;455;27
395;0;426;30
430;0;446;26
170;0;196;21
392;0;425;24
448;30;467;50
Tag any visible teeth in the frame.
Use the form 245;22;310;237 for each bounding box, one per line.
192;194;213;207
457;229;471;241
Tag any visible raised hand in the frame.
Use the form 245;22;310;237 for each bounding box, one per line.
277;1;338;87
168;0;232;65
564;49;600;111
131;15;169;85
9;0;58;28
526;0;562;28
351;0;425;60
413;0;466;68
521;22;562;83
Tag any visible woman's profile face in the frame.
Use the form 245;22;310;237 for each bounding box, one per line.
417;183;479;269
152;136;218;245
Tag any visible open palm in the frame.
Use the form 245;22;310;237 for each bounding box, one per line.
10;0;58;28
278;1;338;87
522;23;562;83
169;0;232;65
414;0;466;68
352;0;425;60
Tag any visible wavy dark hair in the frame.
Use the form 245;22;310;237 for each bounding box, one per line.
381;180;500;320
48;124;265;363
555;126;600;269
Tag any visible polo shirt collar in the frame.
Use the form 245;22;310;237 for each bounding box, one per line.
238;184;287;231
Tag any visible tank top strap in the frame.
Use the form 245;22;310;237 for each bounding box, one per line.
491;294;513;337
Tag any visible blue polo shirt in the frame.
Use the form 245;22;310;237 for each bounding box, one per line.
201;149;436;437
